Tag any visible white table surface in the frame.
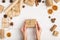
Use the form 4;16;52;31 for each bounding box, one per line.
0;0;60;40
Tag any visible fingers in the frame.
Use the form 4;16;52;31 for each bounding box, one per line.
21;22;26;32
36;22;40;31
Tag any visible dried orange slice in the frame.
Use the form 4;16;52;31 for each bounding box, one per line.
48;9;53;14
6;32;11;37
52;5;58;11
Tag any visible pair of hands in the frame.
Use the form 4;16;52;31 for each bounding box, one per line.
21;21;41;40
